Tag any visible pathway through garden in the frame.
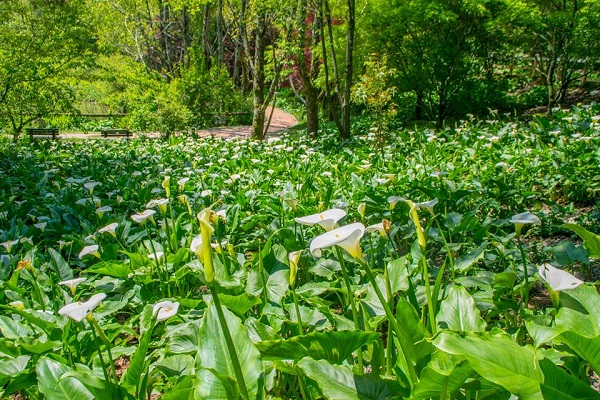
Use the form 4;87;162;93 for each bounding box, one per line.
61;107;298;139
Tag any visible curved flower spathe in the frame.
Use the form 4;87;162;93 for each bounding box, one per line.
131;209;156;224
59;277;86;295
538;264;583;291
510;211;541;235
79;245;100;259
415;198;438;215
58;293;106;322
288;250;302;286
97;222;118;237
153;300;179;322
295;208;346;232
310;222;365;261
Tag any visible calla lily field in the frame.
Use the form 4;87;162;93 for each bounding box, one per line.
0;105;600;399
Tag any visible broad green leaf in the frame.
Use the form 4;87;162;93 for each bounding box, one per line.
165;320;202;354
437;286;486;332
161;376;196;400
256;330;379;364
0;316;33;339
247;264;289;304
549;241;589;267
36;357;94;400
387;257;410;293
562;224;600;259
539;358;600;400
196;304;262;399
395;298;431;363
455;242;486;272
433;331;543;399
219;292;261;317
555;285;600;372
48;248;74;281
155;354;195;377
298;357;408;399
413;352;474;400
121;306;154;395
87;261;130;278
0;355;30;380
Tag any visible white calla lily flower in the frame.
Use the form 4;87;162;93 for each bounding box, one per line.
288;250;302;286
131;209;156;224
387;196;405;210
295;209;346;232
96;206;112;218
98;222;118;237
58;293;106;322
538;264;583;291
415;198;438;215
310;222;365;261
79;245;100;259
59;277;86;293
510;212;541;235
153;301;179;322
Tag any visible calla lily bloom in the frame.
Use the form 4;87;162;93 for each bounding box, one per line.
366;222;386;236
415;198;438;215
83;181;100;194
538;264;583;291
510;212;541;236
162;176;171;198
58;293;106;322
79;245;101;259
310;222;366;261
387;196;405;210
1;239;19;253
357;203;366;220
153;301;179;322
148;252;164;263
198;209;215;283
96;206;112;218
295;209;346;232
177;177;190;191
131;209;156;224
288;250;302;286
59;277;86;295
98;222;118;237
34;222;47;232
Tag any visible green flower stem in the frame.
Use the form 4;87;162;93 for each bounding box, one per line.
291;286;304;333
335;247;363;370
209;282;250;400
517;236;530;316
420;254;437;334
29;269;46;312
357;258;417;385
434;219;455;279
88;315;118;388
88;324;113;396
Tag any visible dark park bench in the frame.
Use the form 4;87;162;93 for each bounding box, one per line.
101;128;132;138
26;128;60;140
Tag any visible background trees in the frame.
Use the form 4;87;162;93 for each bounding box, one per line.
0;0;93;139
1;0;598;139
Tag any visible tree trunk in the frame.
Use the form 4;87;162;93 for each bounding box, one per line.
202;3;212;70
340;0;355;139
251;11;267;140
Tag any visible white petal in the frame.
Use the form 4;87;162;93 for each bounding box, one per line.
510;212;541;225
310;222;365;259
295;209;346;231
538;264;583;291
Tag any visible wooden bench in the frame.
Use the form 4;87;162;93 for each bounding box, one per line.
101;129;132;138
26;128;60;140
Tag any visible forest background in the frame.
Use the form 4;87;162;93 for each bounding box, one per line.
1;0;599;140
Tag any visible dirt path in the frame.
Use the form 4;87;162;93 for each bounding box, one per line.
60;107;298;140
